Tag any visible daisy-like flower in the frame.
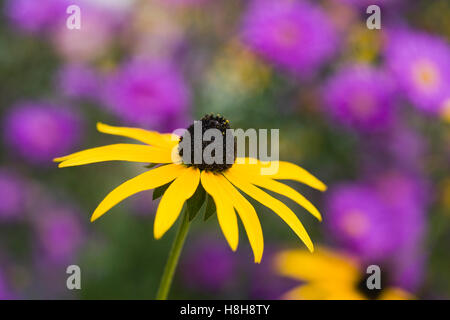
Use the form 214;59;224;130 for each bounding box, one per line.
54;114;326;264
385;29;450;114
275;247;414;300
240;0;338;77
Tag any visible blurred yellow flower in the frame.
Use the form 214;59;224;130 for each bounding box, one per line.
275;247;414;300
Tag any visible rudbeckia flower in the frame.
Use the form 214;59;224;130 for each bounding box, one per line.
54;114;326;263
275;247;414;300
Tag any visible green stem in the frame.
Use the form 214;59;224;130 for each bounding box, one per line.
156;210;191;300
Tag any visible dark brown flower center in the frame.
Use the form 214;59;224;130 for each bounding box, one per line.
178;114;236;172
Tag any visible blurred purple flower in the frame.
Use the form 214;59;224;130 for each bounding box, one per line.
322;64;396;132
180;235;237;293
102;61;190;131
240;0;338;77
385;29;450;114
325;183;397;261
35;205;84;265
0;169;27;221
3;102;82;165
326;170;428;266
4;0;65;34
56;63;100;100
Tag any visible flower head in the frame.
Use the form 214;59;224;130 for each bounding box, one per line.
240;0;338;77
4;102;82;165
326;171;428;263
325;183;396;261
385;29;450;114
322;64;396;132
275;247;414;300
102;61;190;131
54;115;326;262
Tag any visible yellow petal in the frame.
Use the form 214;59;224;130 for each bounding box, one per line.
97;122;179;149
230;166;322;221
380;288;414;300
235;157;327;191
217;173;264;263
274;247;360;283
201;171;239;251
225;170;314;252
54;144;173;167
91;164;185;221
154;167;200;239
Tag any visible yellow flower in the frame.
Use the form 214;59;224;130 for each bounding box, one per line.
54;116;326;263
275;247;414;300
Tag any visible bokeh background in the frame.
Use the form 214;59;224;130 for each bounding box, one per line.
0;0;449;299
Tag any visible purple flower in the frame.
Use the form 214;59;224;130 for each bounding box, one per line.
385;29;450;114
325;183;397;261
34;205;84;265
3;102;82;165
0;169;27;221
56;63;100;100
326;169;428;266
102;61;190;131
180;235;238;293
322;64;396;132
4;0;66;34
240;0;338;77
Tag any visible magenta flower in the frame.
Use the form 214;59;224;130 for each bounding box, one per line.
385;29;450;114
4;0;66;34
102;61;190;131
322;64;396;132
326;170;428;264
240;0;338;77
3;102;82;165
325;183;396;261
